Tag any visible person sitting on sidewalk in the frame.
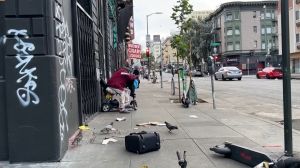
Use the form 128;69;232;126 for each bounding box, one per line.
107;67;138;113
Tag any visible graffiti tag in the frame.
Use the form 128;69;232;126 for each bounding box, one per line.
8;29;40;107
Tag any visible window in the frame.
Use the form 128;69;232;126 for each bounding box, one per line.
296;11;300;20
262;41;266;50
254;40;258;48
262;28;265;34
296;33;300;43
296;0;300;4
226;12;233;21
227;28;233;36
235;42;240;50
267;27;272;34
234;11;240;20
235;27;240;35
227;42;233;51
261;12;265;20
271;11;275;19
265;12;271;19
253;11;257;18
253;26;257;33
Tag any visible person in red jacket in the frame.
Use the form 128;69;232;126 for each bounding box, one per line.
107;67;138;113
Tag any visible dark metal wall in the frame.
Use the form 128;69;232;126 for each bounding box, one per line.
75;2;98;122
4;0;79;162
0;1;8;160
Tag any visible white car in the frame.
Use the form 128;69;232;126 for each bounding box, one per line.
214;66;242;81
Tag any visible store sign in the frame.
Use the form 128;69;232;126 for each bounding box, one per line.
226;58;238;62
128;43;141;59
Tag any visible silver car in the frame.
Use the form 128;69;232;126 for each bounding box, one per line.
214;66;242;81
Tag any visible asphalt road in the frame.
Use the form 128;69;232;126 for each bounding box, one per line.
160;72;300;131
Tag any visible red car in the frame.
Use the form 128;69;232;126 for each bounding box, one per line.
256;67;283;79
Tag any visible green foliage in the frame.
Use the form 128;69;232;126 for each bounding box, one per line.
187;19;212;66
170;0;193;60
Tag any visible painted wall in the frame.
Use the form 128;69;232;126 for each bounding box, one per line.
4;0;79;162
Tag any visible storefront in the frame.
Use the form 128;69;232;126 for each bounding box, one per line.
291;53;300;74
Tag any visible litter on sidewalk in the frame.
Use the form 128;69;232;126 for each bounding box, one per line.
102;138;118;145
136;121;166;126
189;115;198;119
116;117;126;121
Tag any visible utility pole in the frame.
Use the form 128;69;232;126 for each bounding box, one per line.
281;0;293;156
146;12;162;81
160;39;163;88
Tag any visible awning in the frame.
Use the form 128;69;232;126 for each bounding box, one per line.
117;5;133;42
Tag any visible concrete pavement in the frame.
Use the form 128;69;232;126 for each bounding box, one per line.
1;78;300;168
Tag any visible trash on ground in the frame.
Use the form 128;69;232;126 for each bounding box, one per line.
136;121;166;126
262;144;282;147
189;115;198;118
102;138;118;145
116;117;126;121
134;127;139;130
79;125;90;130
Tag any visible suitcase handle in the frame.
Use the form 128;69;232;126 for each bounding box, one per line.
130;131;147;135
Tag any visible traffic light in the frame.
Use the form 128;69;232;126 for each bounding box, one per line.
213;55;218;61
207;56;215;74
146;48;150;57
125;27;131;43
207;56;213;66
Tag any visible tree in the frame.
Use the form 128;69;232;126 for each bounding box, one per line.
170;0;193;100
186;18;212;67
170;0;193;60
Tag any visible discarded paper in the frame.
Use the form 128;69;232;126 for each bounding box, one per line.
116;117;126;121
136;121;166;126
102;138;118;145
189;115;198;119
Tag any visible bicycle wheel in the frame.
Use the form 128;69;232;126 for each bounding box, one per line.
171;78;175;95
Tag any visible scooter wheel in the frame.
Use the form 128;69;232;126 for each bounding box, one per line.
101;103;111;112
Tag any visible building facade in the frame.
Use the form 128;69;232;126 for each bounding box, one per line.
206;1;278;74
151;35;161;63
0;0;133;163
278;0;300;74
188;10;212;21
162;37;183;66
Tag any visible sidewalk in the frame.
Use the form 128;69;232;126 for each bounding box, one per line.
1;78;300;168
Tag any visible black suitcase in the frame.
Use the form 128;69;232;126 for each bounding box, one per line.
125;131;160;154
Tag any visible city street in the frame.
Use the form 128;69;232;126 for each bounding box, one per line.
161;72;300;130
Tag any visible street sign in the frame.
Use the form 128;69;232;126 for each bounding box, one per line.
146;41;150;48
146;35;150;47
210;42;220;47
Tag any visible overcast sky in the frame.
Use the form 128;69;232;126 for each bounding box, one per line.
133;0;263;50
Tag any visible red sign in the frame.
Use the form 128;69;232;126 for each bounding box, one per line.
128;43;141;59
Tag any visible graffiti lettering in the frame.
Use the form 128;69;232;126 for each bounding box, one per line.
0;35;7;45
8;29;40;107
55;4;73;141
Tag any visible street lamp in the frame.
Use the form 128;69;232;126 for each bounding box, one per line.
146;12;163;80
263;5;270;67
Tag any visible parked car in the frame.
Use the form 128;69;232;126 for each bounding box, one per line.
190;69;203;77
256;67;283;79
214;66;242;81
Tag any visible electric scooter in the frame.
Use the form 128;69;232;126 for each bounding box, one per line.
210;141;300;168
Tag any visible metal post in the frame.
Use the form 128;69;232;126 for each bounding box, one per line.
211;61;216;109
281;0;293;156
160;39;163;88
147;15;150;81
177;51;181;100
247;57;250;76
263;5;268;67
146;12;163;81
